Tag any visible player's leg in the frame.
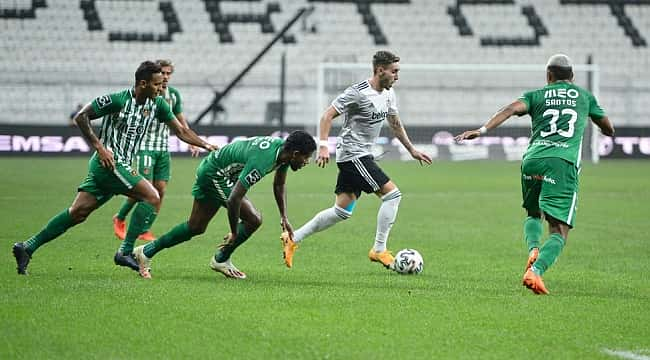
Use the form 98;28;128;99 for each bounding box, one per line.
139;151;171;241
113;197;136;240
210;198;261;279
133;198;220;278
521;159;544;271
292;191;356;243
282;191;356;268
214;197;262;263
113;151;152;238
13;191;104;275
374;180;402;253
117;176;161;256
524;158;577;294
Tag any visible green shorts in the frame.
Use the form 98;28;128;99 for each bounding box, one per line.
521;157;579;228
78;152;145;205
190;156;231;207
135;150;171;182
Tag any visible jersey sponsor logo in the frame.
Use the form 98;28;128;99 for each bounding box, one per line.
245;169;262;185
96;95;112;109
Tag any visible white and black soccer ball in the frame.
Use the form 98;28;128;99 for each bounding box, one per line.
393;249;424;274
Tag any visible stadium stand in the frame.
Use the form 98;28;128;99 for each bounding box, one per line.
0;0;648;127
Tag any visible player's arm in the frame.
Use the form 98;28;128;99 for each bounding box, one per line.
316;105;340;168
226;181;248;239
167;117;217;152
175;112;201;156
73;103;115;170
272;168;293;236
592;115;615;136
387;114;432;165
454;100;528;142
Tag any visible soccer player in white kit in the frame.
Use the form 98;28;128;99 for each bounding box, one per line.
282;50;432;270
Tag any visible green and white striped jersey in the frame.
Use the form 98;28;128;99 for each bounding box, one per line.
139;86;183;152
91;88;175;166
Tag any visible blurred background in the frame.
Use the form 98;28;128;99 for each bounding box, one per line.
1;0;648;160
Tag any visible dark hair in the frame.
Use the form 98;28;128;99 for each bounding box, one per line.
135;61;162;83
373;50;400;73
547;65;573;81
284;130;316;155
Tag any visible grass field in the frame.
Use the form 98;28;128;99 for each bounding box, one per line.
1;157;649;359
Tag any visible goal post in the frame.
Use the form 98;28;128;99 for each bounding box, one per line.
317;62;601;163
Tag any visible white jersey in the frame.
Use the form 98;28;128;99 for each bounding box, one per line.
331;80;398;162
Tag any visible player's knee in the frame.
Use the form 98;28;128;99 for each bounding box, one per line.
68;206;92;224
187;221;207;236
248;212;263;231
381;188;401;203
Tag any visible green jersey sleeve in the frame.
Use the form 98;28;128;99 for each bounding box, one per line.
154;97;175;123
588;93;606;120
169;86;183;115
90;92;127;118
517;91;533;113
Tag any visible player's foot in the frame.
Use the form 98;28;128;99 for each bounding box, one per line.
112;215;126;240
522;268;549;295
133;245;152;279
525;247;539;272
209;257;247;279
138;231;156;242
368;248;394;269
12;242;31;275
113;251;139;272
281;231;298;268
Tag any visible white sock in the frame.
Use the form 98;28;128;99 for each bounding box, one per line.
374;188;401;252
293;205;351;243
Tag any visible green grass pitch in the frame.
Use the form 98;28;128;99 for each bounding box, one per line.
1;157;649;359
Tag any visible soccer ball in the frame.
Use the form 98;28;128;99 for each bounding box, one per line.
393;249;424;274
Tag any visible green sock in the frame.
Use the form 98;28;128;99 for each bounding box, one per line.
116;199;136;221
119;202;157;254
532;233;565;275
524;216;543;252
215;223;251;263
143;222;193;258
24;209;75;255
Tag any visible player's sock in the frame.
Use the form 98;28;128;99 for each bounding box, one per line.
116;200;136;221
524;216;542;252
24;209;75;255
373;188;401;252
293;205;351;243
119;202;157;254
214;223;251;262
143;222;192;258
532;233;565;275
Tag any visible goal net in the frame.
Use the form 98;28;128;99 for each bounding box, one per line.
317;62;601;163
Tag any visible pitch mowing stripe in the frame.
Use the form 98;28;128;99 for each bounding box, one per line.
603;349;650;360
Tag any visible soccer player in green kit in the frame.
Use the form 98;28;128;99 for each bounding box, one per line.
112;59;200;242
455;54;614;295
12;61;217;275
132;131;316;280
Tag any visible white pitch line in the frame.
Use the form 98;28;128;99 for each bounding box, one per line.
603;349;650;360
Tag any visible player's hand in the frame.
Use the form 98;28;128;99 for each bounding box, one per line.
97;146;115;170
189;145;201;157
204;143;219;152
280;217;294;239
410;149;433;166
316;146;330;168
454;129;481;143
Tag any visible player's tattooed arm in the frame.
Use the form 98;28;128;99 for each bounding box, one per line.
73;103;115;170
387;114;432;165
